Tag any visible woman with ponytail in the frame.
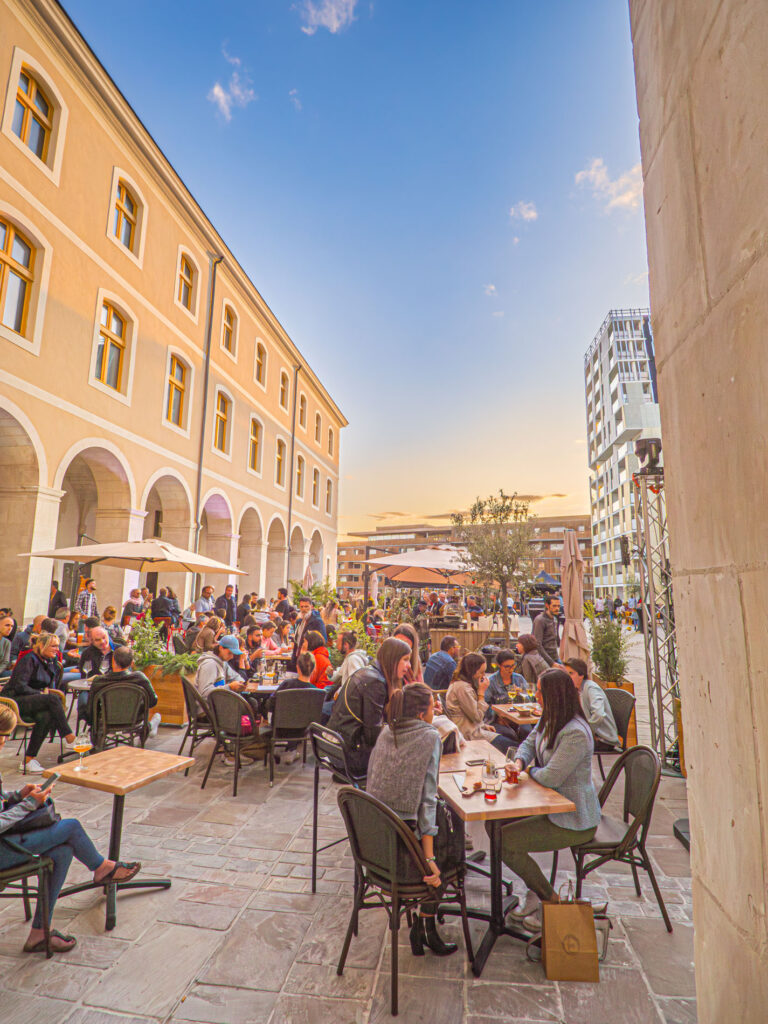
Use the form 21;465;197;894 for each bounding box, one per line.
367;682;459;958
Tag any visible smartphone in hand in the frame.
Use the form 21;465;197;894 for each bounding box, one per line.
39;772;59;792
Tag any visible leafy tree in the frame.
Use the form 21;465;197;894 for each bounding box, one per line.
451;491;534;642
289;577;337;608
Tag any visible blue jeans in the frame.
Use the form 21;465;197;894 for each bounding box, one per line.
0;818;104;928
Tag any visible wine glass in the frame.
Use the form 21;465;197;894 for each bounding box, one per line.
73;738;92;771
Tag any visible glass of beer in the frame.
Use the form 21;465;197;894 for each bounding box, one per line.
73;739;92;771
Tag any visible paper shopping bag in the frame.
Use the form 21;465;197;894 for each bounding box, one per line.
541;899;599;982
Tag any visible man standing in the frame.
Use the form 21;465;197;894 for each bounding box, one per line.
274;587;292;618
215;585;237;629
423;636;459;690
564;658;619;747
289;596;327;671
150;588;174;620
532;595;560;665
76;579;98;619
195;585;215;617
48;580;68;619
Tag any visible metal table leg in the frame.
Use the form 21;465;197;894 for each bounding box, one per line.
470;820;531;977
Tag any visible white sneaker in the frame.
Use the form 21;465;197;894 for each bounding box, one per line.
24;759;44;774
283;749;300;765
510;889;541;921
149;713;161;738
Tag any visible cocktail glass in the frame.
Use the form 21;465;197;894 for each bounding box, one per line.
73;739;92;771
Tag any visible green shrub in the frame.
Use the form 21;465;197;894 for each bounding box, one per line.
590;615;628;682
131;613;199;676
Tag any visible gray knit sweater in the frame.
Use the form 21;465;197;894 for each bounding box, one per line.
367;719;442;836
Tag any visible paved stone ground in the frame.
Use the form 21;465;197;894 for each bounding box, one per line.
0;629;695;1023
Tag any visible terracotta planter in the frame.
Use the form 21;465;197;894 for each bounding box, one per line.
144;665;187;727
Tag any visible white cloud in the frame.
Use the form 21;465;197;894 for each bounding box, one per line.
289;88;302;112
509;201;538;222
207;55;256;122
492;310;505;318
483;284;496;296
512;236;520;246
575;158;643;211
298;0;358;35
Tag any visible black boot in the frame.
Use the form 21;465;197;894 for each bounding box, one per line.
409;913;425;956
422;914;458;956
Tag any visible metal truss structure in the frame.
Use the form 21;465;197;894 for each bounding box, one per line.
633;471;680;772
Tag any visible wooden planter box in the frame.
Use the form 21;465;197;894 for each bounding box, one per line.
595;677;638;748
145;666;187;727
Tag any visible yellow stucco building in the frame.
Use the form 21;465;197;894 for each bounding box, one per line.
0;0;347;620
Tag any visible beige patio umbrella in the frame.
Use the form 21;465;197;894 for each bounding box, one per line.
365;545;477;586
559;530;590;664
20;538;245;575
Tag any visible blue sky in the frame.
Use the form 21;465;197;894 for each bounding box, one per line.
64;0;649;533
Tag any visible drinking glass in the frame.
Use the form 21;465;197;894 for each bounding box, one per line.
73;739;92;771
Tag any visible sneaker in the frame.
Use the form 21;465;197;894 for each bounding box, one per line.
24;759;45;774
149;713;161;738
509;889;540;921
283;749;300;765
522;905;543;932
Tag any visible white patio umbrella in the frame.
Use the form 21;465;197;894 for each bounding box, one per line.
303;563;314;590
20;538;245;575
370;571;379;605
365;546;477;586
559;530;590;663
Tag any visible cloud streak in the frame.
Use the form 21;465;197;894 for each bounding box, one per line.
289;88;302;111
575;158;643;211
483;284;496;296
298;0;358;35
207;49;256;121
509;201;538;222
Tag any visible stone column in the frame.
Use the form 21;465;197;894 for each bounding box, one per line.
92;508;147;608
203;531;240;591
0;484;64;622
631;2;768;1020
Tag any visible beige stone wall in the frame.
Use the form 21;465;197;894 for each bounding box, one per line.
630;2;768;1020
0;0;344;618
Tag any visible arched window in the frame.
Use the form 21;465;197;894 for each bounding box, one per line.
166;355;187;427
0;217;34;336
113;180;137;251
299;393;307;428
249;418;262;472
312;468;320;507
328;427;334;456
325;479;333;514
222;304;237;355
96;300;126;391
214;392;230;453
12;67;52;161
279;371;289;409
178;255;194;310
315;412;322;443
276;439;286;486
296;455;305;498
255;341;266;385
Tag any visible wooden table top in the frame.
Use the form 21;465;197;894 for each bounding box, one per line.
438;739;506;774
492;704;542;727
43;747;194;796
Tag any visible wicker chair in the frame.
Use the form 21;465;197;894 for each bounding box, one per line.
178;677;215;773
90;683;149;752
0;834;53;957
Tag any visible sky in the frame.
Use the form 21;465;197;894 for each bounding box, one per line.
64;0;650;536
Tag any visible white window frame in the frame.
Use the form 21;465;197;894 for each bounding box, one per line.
311;467;320;509
278;367;290;411
105;167;148;270
161;346;194;439
87;287;139;407
219;299;238;362
173;244;201;323
1;48;69;187
298;391;307;431
0;200;52;357
325;478;333;516
274;435;288;490
295;454;305;499
211;385;235;461
247;414;264;478
253;338;267;391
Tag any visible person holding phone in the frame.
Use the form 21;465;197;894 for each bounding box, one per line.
0;705;142;953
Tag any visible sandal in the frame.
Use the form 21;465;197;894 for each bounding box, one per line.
96;860;142;884
23;929;77;954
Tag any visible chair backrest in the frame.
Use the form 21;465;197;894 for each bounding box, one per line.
308;723;363;784
0;695;32;729
337;786;429;890
173;634;189;655
92;683;148;735
181;676;211;722
599;745;661;853
604;688;636;748
272;687;325;735
208;687;256;739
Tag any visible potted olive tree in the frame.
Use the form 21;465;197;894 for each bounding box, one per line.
131;615;199;727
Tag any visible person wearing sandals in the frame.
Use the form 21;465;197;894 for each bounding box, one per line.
500;668;602;930
366;682;458;957
0;706;141;953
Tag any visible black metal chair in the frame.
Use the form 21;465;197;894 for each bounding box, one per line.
595;687;636;780
0;834;54;957
263;687;325;787
336;787;473;1016
550;745;672;932
178;677;216;772
307;723;366;893
202;689;261;797
90;683;149;752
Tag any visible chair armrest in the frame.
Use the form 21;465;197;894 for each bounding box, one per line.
0;695;33;728
49;689;66;707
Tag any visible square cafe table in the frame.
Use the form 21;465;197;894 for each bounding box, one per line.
43;747;194;930
438;739;575;976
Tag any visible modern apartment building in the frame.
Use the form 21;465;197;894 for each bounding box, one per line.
0;0;346;619
584;308;661;600
530;514;593;599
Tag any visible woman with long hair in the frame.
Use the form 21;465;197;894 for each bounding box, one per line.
499;668;601;928
274;618;292;652
367;682;459;957
301;630;332;688
192;615;225;653
445;653;514;754
516;634;550;691
392;623;423;682
328;636;411;775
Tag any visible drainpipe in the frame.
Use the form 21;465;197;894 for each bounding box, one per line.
193;253;224;597
284;363;301;587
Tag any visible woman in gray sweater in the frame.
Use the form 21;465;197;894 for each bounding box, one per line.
502;668;602;927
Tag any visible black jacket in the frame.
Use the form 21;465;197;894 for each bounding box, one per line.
2;652;62;699
327;663;388;774
215;594;237;627
80;644;114;678
48;589;68;619
150;596;174;620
